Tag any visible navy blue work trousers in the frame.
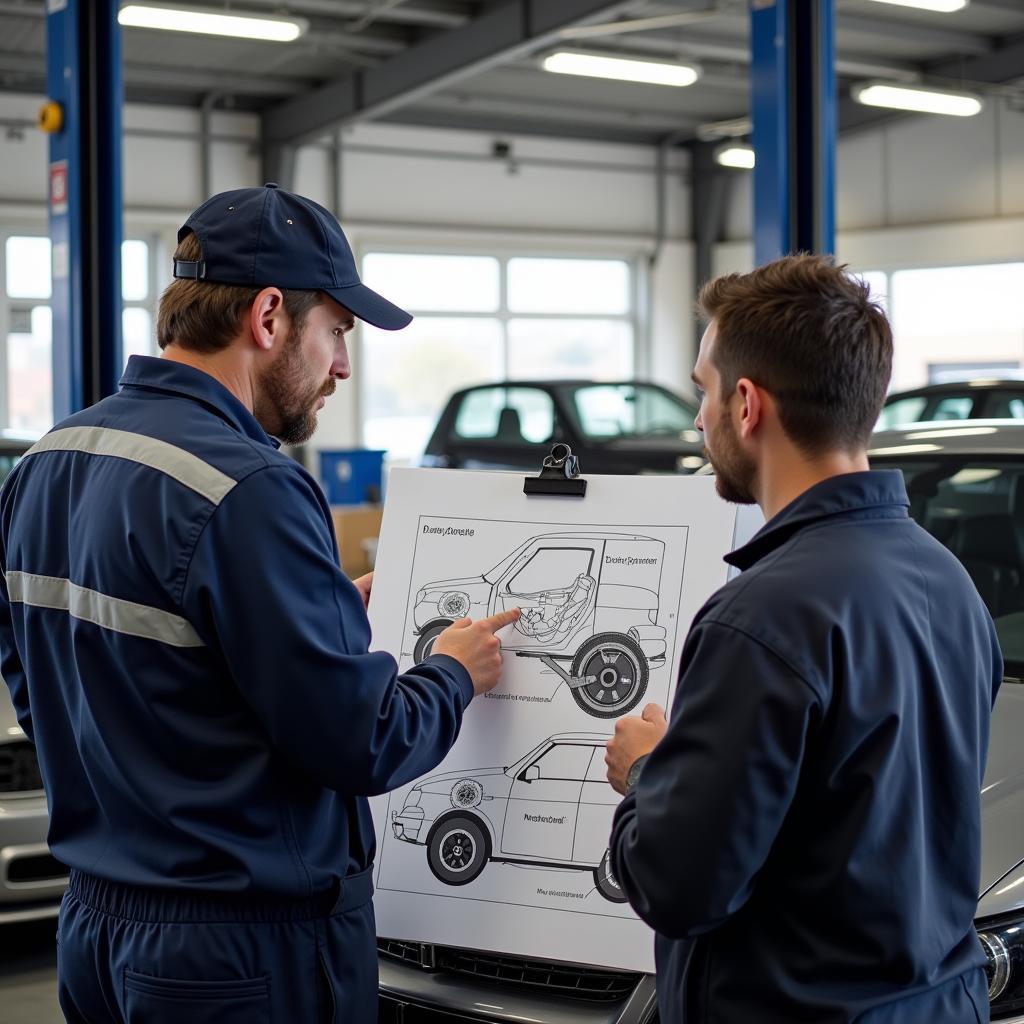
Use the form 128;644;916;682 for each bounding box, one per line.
56;868;377;1023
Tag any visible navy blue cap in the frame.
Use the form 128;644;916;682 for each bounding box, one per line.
174;183;412;331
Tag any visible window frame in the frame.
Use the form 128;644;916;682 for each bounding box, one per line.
355;242;647;451
0;221;165;435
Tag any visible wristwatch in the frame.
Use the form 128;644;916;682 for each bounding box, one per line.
626;754;649;794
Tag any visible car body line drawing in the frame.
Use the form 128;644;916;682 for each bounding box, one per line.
410;530;677;718
390;733;627;904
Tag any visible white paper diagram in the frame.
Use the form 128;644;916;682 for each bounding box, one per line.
407;529;674;719
368;468;742;973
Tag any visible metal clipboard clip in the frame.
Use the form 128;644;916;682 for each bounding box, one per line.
523;443;587;497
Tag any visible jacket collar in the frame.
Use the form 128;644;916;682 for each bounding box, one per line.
726;470;910;571
119;355;280;449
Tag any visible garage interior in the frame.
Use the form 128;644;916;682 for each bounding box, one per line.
0;1;1023;1022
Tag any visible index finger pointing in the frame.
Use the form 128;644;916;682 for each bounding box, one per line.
480;607;520;633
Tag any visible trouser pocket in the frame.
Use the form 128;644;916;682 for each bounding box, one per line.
124;968;270;1024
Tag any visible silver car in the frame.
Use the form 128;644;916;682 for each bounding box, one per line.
0;436;68;924
378;422;1024;1024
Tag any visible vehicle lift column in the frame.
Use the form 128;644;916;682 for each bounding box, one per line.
750;0;836;263
44;0;123;419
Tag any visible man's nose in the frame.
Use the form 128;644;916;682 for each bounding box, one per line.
332;340;351;380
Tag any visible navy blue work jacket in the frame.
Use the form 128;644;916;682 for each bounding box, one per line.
0;355;473;896
610;471;1001;1023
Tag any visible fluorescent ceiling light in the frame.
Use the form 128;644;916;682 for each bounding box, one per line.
852;81;982;117
715;143;755;169
864;0;968;11
542;51;700;88
118;4;307;42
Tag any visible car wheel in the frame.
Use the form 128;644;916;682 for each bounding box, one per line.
414;621;452;662
427;816;490;886
594;849;628;903
570;633;648;718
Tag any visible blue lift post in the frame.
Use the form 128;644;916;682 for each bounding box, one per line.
750;0;836;265
44;0;123;420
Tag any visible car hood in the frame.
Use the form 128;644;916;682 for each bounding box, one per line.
978;684;1024;915
416;766;509;791
420;577;488;594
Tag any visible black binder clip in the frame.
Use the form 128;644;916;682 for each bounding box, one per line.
523;443;587;497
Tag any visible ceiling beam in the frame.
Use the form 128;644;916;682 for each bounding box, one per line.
238;0;472;29
836;13;992;58
593;30;920;81
262;0;638;145
0;50;311;96
379;106;697;145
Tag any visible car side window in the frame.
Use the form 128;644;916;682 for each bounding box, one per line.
987;394;1024;420
508;547;593;595
573;384;695;438
877;396;928;429
452;387;554;444
531;744;594;781
930;396;974;421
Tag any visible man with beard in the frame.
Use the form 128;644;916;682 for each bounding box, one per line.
604;254;999;1023
0;184;518;1023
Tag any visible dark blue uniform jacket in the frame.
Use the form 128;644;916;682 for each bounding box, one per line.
0;355;473;897
610;471;1001;1023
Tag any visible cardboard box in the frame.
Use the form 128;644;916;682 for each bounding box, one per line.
330;504;383;577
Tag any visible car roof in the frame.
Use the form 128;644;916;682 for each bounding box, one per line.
870;421;1024;458
530;532;657;542
885;379;1024;401
548;732;610;744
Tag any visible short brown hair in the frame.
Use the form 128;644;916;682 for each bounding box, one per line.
698;253;892;454
156;232;322;353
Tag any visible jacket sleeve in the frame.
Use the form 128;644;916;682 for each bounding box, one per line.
180;464;475;797
610;619;821;939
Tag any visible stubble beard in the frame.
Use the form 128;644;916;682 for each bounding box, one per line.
255;325;336;445
706;414;757;506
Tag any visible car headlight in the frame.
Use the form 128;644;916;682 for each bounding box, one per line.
404;789;422;808
415;588;426;605
439;591;470;618
978;914;1024;1019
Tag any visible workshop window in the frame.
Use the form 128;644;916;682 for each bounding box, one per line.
360;251;637;462
1;232;160;435
888;263;1024;392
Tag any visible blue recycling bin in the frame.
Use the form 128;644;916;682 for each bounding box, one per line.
319;449;386;505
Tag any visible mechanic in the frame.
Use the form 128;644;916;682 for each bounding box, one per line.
0;183;518;1023
606;253;1000;1023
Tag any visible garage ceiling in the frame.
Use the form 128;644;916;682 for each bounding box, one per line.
0;0;1021;145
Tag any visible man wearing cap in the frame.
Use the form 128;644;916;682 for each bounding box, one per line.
0;183;518;1023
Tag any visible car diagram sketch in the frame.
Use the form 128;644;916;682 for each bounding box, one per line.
389;733;626;904
409;531;674;718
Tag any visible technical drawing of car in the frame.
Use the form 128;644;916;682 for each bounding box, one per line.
391;734;625;903
411;532;668;718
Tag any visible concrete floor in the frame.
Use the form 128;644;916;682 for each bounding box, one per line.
0;918;63;1023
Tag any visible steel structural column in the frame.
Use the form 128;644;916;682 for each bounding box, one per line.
750;0;835;265
46;0;123;419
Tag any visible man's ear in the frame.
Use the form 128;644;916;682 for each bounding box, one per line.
249;287;286;353
735;377;763;439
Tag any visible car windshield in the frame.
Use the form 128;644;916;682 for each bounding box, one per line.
567;384;697;440
874;456;1024;680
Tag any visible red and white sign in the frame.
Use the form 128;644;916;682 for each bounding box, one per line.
49;160;68;216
